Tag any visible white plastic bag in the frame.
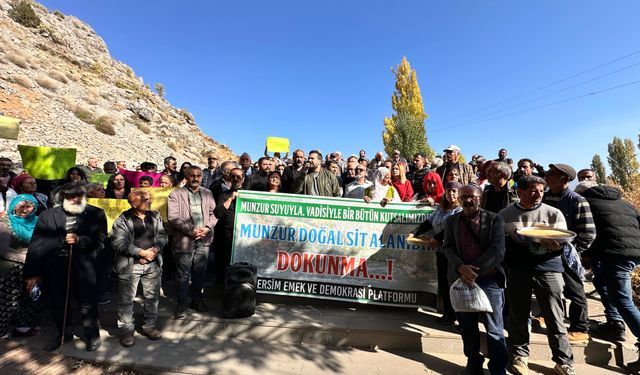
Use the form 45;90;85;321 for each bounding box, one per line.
449;278;493;313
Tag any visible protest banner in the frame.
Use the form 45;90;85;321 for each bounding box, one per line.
135;187;175;222
119;169;165;187
88;173;111;187
87;198;130;233
232;191;437;307
266;137;289;153
87;187;176;232
18;145;76;180
0;115;20;140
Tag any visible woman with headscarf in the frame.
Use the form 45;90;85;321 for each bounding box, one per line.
11;174;49;215
0;194;40;337
390;162;414;202
364;167;400;207
422;172;445;206
408;181;464;325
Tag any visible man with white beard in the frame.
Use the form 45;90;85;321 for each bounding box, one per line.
24;182;107;352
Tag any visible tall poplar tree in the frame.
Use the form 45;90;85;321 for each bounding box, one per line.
607;137;640;191
590;154;607;184
382;57;434;159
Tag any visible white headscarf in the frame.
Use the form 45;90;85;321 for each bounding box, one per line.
370;167;400;202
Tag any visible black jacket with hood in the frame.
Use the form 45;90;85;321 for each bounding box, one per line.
581;185;640;260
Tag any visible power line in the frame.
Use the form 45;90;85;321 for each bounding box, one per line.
435;48;640;125
429;79;640;134
431;60;640;130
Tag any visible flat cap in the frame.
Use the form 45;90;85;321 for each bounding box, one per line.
549;163;576;181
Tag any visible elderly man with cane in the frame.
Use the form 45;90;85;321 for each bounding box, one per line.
24;182;107;352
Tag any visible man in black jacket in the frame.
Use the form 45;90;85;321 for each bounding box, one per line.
243;157;271;191
24;183;107;352
281;149;305;193
582;184;640;371
213;167;244;284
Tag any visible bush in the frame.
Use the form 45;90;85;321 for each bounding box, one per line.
49;71;69;83
11;73;34;88
94;116;116;136
133;120;151;134
52;10;65;19
7;53;29;69
168;141;179;152
72;106;93;123
154;83;165;98
35;75;59;91
8;1;41;28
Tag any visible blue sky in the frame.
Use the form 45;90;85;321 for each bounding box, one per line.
40;1;640;172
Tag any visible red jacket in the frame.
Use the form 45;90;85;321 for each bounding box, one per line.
392;180;414;202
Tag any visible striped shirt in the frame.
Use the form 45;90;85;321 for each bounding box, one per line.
543;188;596;253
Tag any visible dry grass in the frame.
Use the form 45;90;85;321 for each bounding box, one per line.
49;70;69;83
85;89;99;105
7;53;29;69
71;105;93;123
168;141;179;152
94;116;116;136
10;73;35;88
132;119;151;134
35;75;59;91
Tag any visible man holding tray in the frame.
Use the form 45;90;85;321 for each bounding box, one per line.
499;175;576;375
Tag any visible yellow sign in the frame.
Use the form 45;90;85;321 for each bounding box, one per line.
87;187;176;234
18;145;76;180
134;187;175;222
266;137;290;153
86;198;130;234
0;116;20;140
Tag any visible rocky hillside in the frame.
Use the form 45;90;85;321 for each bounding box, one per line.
0;0;234;168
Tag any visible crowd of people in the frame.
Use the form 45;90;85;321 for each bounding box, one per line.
0;144;638;375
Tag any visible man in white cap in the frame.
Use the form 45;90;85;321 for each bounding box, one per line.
436;145;476;185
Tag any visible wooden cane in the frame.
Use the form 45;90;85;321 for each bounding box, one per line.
59;239;73;354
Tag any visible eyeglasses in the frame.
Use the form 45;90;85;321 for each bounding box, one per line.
356;168;366;172
460;195;480;200
231;175;243;180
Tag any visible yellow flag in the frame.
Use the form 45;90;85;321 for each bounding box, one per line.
0;116;19;140
87;187;176;234
18;145;76;180
266;137;289;153
133;187;176;222
86;198;130;235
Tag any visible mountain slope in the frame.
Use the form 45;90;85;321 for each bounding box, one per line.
0;0;234;167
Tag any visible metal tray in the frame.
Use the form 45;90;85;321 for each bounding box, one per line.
516;226;576;243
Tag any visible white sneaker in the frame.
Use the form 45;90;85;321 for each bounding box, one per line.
553;363;576;375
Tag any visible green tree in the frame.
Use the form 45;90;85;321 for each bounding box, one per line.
382;57;434;159
154;83;165;98
590;154;607;184
607;137;640;191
